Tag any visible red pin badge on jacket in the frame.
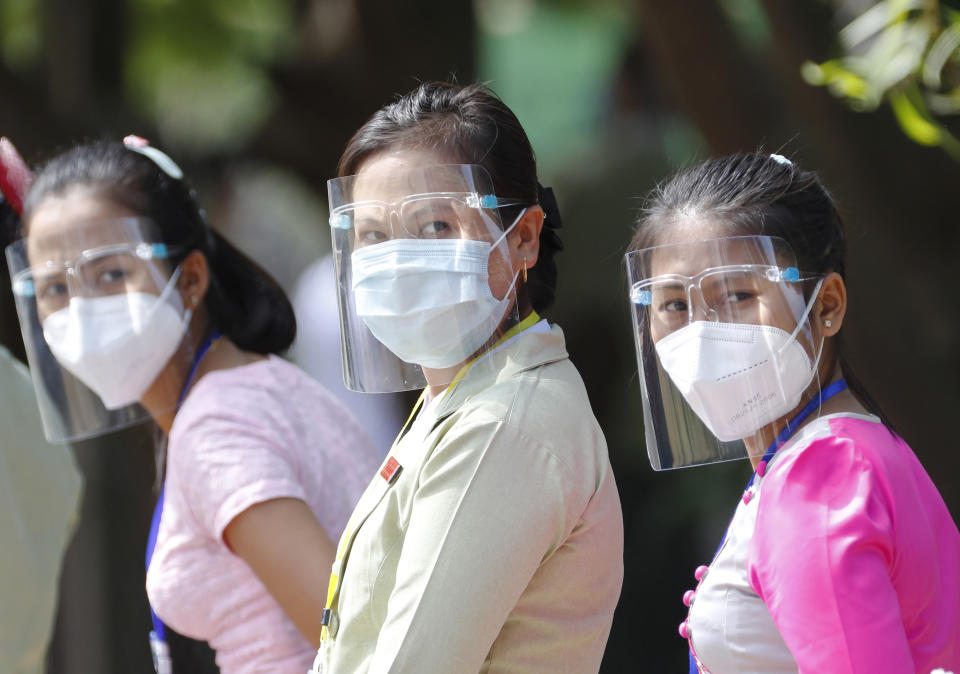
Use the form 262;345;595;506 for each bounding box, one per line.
380;456;402;484
0;137;32;216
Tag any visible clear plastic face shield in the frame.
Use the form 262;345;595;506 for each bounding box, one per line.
6;217;193;442
625;235;825;469
327;164;523;393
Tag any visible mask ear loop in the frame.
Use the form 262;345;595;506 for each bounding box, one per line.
150;264;194;334
490;207;528;251
777;277;826;420
487;206;529;302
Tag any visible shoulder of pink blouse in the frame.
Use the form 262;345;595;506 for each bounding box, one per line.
746;417;915;674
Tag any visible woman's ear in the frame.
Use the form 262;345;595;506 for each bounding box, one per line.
177;250;211;311
508;206;545;275
817;272;846;337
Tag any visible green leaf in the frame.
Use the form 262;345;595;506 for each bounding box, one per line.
889;88;942;144
801;60;871;103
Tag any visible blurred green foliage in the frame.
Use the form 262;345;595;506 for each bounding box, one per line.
0;0;39;68
0;0;294;153
803;0;960;158
476;0;633;174
127;0;294;154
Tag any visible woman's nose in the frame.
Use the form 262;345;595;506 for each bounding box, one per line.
687;286;719;323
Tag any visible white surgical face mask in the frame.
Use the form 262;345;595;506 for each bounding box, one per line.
41;268;192;410
350;211;524;369
654;281;823;442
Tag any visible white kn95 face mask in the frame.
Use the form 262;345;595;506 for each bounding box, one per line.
654;280;823;442
41;268;192;410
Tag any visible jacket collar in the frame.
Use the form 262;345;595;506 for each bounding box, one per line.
427;320;569;422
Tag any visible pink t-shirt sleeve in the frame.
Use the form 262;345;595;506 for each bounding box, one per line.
169;376;306;541
747;433;913;674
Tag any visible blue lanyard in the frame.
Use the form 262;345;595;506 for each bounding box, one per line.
145;331;221;641
745;377;848;489
688;377;848;674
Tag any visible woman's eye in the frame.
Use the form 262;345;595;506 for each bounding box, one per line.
662;299;687;314
97;268;128;284
418;220;451;237
723;290;755;304
358;228;388;244
38;281;68;300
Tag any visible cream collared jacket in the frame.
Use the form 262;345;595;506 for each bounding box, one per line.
312;322;624;674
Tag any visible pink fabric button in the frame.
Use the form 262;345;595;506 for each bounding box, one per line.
678;620;690;639
743;490;752;505
694;565;709;581
756;460;767;477
683;589;695;607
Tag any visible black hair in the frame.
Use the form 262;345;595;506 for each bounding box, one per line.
338;81;564;313
22;139;295;354
630;152;891;427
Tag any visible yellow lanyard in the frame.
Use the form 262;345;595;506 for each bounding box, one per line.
320;311;542;642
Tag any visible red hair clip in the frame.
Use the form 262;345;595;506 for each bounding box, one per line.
0;137;33;216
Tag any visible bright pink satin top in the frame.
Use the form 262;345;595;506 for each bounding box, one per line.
687;414;960;673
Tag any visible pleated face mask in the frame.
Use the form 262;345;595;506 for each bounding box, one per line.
654;319;816;442
350;213;523;369
41;267;191;410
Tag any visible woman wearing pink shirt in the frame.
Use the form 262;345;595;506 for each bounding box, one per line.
8;138;378;673
625;153;959;673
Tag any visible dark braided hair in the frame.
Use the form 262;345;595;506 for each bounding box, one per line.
22;139;296;354
630;152;890;427
338;81;564;313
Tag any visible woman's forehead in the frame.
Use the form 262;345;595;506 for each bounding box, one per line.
353;148;470;202
648;238;769;278
26;190;145;263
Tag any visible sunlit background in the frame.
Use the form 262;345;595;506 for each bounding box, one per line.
2;0;959;671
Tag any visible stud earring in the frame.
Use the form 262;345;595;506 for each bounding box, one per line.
191;295;200;307
522;257;528;283
824;319;832;328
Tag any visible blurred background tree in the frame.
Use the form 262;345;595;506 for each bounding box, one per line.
803;0;960;158
0;0;957;671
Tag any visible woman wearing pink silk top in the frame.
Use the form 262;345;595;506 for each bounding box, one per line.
624;153;959;673
12;139;379;673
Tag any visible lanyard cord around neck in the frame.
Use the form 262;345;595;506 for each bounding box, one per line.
745;377;848;489
145;330;221;641
711;377;849;556
392;311;543;450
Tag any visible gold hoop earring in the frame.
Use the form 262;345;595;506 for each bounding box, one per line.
522;257;528;284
